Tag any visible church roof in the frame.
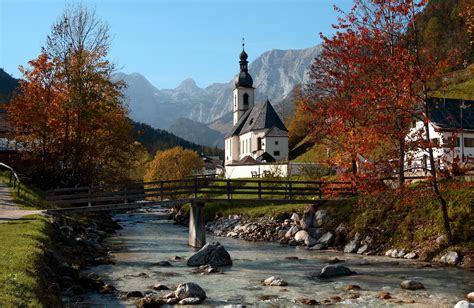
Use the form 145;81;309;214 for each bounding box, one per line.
238;99;288;136
427;97;474;131
256;152;276;162
225;109;252;137
264;126;288;137
239;155;257;164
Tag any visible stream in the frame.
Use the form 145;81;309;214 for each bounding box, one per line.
72;207;473;307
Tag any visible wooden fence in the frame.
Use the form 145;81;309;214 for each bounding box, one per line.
46;178;356;208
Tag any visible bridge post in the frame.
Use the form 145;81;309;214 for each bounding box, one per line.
188;200;206;248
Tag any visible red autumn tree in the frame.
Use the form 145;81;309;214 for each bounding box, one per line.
305;0;460;241
7;5;135;188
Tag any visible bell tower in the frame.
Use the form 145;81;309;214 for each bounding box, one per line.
233;40;254;125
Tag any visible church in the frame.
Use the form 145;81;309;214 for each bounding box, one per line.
224;44;289;178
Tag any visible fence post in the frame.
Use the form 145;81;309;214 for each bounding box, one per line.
194;177;198;199
289;182;292;200
226;180;231;200
258;181;262;199
17;182;20;197
88;187;92;207
160;182;164;201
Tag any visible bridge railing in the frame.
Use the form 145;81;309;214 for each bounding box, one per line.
0;162;23;197
46;178;355;207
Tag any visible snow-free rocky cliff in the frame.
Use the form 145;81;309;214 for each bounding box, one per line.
114;44;322;145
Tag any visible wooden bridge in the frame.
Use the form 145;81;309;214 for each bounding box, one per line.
45;177;355;248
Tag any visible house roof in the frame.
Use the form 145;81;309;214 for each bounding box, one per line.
428;98;474;131
227;99;288;137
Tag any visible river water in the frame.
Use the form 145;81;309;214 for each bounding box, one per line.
75;208;472;307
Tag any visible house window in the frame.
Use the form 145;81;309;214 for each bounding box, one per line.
465;137;474;147
443;137;460;148
275;141;279;145
274;151;280;156
257;137;262;151
243;93;249;108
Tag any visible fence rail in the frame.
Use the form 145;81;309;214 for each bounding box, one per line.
46;178;356;208
0;162;23;196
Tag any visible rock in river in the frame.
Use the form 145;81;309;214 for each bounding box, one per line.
440;251;460;265
317;265;356;278
454;300;474;308
175;282;207;301
263;276;288;286
187;242;232;267
400;280;425;290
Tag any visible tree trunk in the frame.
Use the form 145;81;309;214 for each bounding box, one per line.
423;112;453;244
397;138;406;187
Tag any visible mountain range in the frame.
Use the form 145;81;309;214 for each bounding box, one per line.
115;44;322;147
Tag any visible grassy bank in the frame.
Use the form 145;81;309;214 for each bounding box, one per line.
0;174;60;307
199;181;473;252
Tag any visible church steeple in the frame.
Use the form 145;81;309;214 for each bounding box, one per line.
232;40;255;126
234;39;253;89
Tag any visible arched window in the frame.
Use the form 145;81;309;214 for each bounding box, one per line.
257;137;262;151
243;93;249;108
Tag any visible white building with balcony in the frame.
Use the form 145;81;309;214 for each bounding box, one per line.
406;98;474;172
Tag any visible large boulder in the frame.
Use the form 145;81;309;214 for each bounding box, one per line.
285;225;300;238
317;265;356;278
187;242;232;267
440;251;460;265
314;210;329;227
294;230;310;243
454;301;474;308
344;240;360;253
317;232;334;247
175;282;207;300
308;228;324;240
300;205;316;229
304;236;318;247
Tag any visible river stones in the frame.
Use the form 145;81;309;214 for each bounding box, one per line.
467;292;474;302
404;252;418;259
126;290;143;298
343;284;361;291
297;298;320;305
135;295;165;307
454;300;474;308
174;282;207;301
290;213;300;222
314;210;329;227
400;280;425;290
294;230;309;242
263;276;288;286
187;242;232;267
440;251;460;265
344;239;359;253
317;265;356;278
150;284;169;291
192;264;221;274
285;225;300;238
377;291;391;299
179;297;203;305
317;232;334;247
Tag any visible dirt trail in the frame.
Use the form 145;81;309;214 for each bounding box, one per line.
0;183;43;223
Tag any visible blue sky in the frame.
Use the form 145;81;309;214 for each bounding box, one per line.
0;0;352;89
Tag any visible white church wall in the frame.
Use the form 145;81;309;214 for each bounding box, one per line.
225;163;288;179
263;136;289;161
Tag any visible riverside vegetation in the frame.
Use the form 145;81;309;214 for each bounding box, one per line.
174;180;473;267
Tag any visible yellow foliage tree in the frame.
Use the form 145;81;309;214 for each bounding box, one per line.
144;147;203;182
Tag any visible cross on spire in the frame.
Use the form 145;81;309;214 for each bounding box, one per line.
242;37;245;50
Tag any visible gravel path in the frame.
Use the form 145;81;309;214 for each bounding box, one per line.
0;183;43;223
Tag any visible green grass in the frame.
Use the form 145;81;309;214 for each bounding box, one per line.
0;173;59;307
0;215;59;307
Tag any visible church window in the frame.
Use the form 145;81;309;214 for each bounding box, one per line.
274;151;280;156
275;141;279;145
243;93;249;108
257;137;262;151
